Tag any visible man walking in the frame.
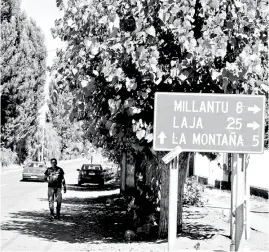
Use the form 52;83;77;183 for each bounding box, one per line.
44;158;67;220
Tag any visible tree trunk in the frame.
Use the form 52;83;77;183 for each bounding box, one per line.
18;143;22;164
158;158;169;238
145;156;153;186
142;150;188;238
125;152;136;195
120;151;127;195
177;152;191;233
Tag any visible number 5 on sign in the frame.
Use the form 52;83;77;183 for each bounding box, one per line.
253;135;259;147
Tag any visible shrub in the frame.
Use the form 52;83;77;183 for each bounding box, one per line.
183;176;207;206
0;147;18;167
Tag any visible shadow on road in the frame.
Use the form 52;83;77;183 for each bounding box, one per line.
180;208;223;240
251;210;269;214
179;223;220;240
66;182;119;192
20;180;46;183
183;210;208;220
1;193;129;244
1;182;222;245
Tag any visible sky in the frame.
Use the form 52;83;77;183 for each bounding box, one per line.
21;0;65;67
21;0;65;123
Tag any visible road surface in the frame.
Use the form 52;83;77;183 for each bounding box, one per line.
1;159;120;252
1;159;268;252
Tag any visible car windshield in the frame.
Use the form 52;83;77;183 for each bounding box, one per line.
27;163;44;168
82;165;101;170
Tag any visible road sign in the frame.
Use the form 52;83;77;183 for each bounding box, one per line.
153;92;265;153
162;145;183;164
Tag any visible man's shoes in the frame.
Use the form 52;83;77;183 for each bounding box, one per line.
49;215;54;221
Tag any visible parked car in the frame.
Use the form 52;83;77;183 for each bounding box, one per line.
22;161;47;181
77;164;105;186
103;167;115;181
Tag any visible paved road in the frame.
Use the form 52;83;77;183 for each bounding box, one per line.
1;160;82;217
1;160;268;251
0;159;120;252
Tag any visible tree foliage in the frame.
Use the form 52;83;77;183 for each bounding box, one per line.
0;147;18;167
48;78;92;159
1;0;47;163
52;0;269;237
52;0;268;158
25;122;62;162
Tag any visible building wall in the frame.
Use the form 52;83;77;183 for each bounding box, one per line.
194;150;269;190
193;153;229;184
247;150;269;190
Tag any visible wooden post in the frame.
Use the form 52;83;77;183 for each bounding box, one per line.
120;151;127;195
168;156;179;251
235;153;245;251
230;153;237;251
244;154;250;240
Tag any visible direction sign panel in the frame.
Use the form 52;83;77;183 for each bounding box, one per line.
153;92;265;153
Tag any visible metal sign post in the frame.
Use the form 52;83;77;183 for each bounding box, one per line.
244;154;250;240
228;153;235;244
162;146;183;251
235;154;245;251
230;154;237;251
168;157;179;251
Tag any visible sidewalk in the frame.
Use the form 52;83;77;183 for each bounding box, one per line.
249;212;269;234
204;188;269;235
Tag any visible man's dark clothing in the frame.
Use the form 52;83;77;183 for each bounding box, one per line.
44;166;65;188
44;166;65;218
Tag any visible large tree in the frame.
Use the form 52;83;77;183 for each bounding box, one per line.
52;0;268;237
1;0;47;163
47;77;92;159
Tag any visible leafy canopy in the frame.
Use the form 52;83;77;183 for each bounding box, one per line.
48;78;93;159
52;0;268;160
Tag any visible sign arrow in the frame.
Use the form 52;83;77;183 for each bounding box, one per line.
247;121;260;130
248;105;261;114
158;131;166;144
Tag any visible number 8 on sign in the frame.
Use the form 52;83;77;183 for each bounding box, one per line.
236;102;243;114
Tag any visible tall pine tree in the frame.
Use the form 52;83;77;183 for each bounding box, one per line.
1;0;47;163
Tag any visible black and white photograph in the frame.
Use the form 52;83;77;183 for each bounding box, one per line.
0;0;268;251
